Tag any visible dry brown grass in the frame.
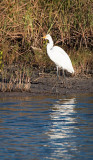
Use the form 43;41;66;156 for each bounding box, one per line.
0;0;93;75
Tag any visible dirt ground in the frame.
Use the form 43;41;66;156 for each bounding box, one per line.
30;74;93;96
0;73;93;97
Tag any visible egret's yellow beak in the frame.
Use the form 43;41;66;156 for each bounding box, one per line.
42;36;46;39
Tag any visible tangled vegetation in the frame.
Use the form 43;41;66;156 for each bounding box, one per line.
0;0;93;76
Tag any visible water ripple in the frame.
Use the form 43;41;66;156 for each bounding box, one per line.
0;94;93;160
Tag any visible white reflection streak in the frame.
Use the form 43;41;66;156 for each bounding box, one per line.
47;98;78;158
51;98;76;132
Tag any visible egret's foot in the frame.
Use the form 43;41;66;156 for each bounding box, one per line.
52;82;59;93
52;83;57;91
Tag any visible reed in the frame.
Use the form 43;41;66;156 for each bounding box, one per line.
0;64;32;92
0;0;93;75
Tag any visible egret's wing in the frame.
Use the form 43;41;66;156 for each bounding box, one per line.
50;46;74;73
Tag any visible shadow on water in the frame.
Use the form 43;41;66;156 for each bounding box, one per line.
0;94;93;160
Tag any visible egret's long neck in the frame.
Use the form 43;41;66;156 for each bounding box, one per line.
47;37;54;52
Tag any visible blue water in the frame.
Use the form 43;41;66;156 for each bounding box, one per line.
0;94;93;160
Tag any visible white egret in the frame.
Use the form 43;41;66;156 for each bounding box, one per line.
43;34;74;80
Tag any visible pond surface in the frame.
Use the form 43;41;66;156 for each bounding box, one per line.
0;93;93;160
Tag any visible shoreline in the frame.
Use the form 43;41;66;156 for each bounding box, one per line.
0;74;93;97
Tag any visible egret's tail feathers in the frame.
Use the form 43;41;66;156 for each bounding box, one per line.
68;67;74;74
72;68;75;74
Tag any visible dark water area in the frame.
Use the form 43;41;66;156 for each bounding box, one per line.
0;94;93;160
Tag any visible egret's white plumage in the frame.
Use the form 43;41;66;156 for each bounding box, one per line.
43;34;74;77
43;34;74;79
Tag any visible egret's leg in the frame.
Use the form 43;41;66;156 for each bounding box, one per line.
62;69;67;88
52;66;59;92
57;66;59;81
60;69;64;84
63;69;65;79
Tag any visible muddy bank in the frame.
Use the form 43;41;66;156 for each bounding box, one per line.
0;74;93;97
